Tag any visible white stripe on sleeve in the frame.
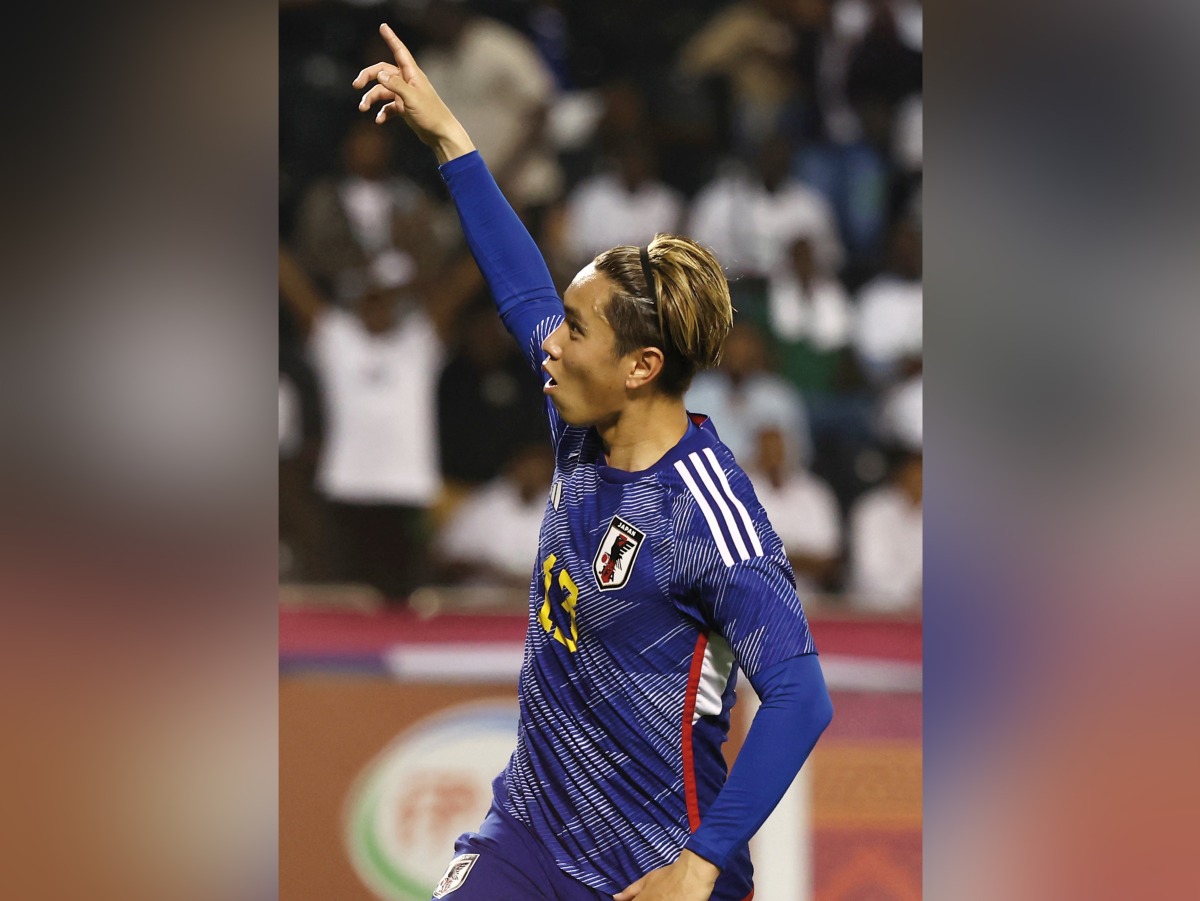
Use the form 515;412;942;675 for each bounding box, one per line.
674;460;735;567
702;447;764;557
688;452;750;561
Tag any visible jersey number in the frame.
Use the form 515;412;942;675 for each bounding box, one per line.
539;554;579;652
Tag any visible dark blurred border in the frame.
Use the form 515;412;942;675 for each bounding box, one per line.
927;0;1200;897
0;4;278;900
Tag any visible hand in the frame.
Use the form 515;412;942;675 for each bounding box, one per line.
352;23;475;164
613;850;720;901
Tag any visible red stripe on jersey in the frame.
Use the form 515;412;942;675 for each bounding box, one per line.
681;631;708;832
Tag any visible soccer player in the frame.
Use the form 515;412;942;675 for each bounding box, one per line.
353;24;834;901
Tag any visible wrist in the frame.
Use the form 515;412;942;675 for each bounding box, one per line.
432;123;475;164
678;849;720;886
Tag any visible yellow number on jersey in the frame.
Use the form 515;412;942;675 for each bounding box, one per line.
539;554;579;652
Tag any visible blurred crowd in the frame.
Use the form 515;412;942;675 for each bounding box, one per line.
279;0;922;614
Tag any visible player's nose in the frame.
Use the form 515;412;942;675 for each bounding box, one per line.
542;322;565;358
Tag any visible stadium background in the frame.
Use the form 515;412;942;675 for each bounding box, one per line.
279;1;922;898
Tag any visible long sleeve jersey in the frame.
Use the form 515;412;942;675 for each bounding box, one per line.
440;151;832;899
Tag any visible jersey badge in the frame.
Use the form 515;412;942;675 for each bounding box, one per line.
432;853;479;898
593;516;646;591
550;479;563;510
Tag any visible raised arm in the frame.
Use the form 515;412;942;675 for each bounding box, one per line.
354;23;563;372
278;243;327;337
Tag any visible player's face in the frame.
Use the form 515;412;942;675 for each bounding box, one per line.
541;266;637;427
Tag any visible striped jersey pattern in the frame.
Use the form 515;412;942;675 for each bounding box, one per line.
496;312;817;897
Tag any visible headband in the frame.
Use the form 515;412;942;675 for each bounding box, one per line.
639;246;657;303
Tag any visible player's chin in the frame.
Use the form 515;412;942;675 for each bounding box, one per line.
552;398;593;428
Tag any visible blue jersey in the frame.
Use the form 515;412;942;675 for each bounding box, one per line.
441;152;823;900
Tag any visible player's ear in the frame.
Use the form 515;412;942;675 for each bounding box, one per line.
626;346;665;391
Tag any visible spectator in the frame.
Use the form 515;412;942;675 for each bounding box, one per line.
279;346;328;584
556;78;652;183
438;299;549;488
689;134;844;281
847;444;922;612
435;442;556;589
878;370;922;452
746;426;843;596
796;0;922;276
292;119;450;304
852;216;922;389
842;0;922;114
554;138;684;274
416;0;563;211
685;320;813;467
677;0;806;152
279;243;480;600
765;235;854;395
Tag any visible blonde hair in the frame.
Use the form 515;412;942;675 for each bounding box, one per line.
593;234;733;396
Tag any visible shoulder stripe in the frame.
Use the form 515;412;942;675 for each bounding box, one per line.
687;452;751;561
674;460;735;567
702;447;764;556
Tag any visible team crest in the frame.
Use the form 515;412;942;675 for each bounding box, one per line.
592;516;646;591
432;853;479;898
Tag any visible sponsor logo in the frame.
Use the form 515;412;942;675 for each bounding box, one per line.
432;853;479;898
550;479;563;510
342;702;519;900
592;516;646;591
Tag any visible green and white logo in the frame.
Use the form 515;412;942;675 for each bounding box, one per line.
343;700;519;901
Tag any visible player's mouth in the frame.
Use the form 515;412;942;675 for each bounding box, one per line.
542;361;559;394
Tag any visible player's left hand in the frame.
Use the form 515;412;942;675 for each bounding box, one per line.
613;849;720;901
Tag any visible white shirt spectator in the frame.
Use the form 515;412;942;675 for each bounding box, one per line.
848;484;922;611
766;272;854;352
420;17;562;206
308;306;443;505
853;273;922;384
879;373;922;451
437;478;545;581
689;170;844;278
749;468;843;597
563;173;683;266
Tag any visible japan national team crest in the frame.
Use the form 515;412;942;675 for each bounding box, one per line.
432;853;479;897
592;515;646;591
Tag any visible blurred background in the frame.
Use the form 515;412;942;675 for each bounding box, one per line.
279;1;921;899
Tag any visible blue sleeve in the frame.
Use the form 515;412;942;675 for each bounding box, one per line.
438;151;564;371
700;553;816;682
684;653;833;870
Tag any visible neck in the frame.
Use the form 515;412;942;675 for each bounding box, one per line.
597;395;689;472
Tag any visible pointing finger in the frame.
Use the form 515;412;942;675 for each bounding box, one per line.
379;22;421;82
